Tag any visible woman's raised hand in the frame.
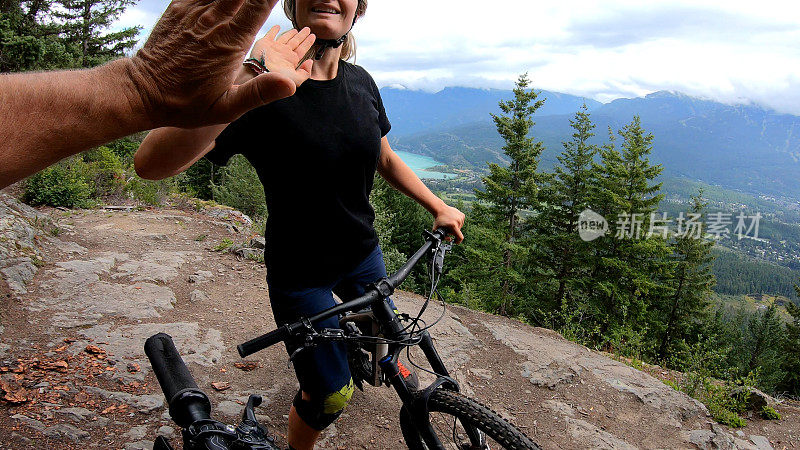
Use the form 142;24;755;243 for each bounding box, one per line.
251;26;316;87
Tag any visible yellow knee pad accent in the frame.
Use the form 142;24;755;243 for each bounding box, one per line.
322;378;354;415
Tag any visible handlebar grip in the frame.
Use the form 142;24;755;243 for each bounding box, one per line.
433;228;447;239
144;333;199;403
237;326;290;357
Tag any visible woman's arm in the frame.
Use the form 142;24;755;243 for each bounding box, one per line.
376;137;466;243
135;26;316;180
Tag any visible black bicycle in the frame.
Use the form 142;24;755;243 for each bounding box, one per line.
146;229;540;449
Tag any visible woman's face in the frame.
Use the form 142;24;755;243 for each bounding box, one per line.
294;0;358;40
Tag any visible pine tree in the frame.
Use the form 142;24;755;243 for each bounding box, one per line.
588;116;668;351
778;285;800;395
655;192;716;362
741;304;786;391
474;73;544;316
0;0;81;71
53;0;140;67
448;202;510;314
531;105;598;321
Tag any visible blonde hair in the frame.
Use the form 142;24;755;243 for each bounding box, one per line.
283;0;367;61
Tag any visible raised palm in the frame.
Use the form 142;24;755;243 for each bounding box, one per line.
251;25;316;87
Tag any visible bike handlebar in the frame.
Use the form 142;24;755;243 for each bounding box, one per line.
237;228;448;358
237;325;291;357
144;333;211;428
145;333;198;402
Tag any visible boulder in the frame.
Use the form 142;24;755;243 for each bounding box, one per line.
730;386;778;412
250;237;266;249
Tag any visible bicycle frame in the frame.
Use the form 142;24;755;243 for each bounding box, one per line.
368;294;483;450
238;229;486;449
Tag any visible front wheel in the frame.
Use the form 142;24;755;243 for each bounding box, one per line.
400;389;541;450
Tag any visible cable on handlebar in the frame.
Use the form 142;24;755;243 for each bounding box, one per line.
401;241;452;380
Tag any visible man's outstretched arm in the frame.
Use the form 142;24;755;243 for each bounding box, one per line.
0;0;296;189
0;60;148;187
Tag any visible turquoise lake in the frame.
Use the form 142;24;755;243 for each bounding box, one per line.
394;151;457;180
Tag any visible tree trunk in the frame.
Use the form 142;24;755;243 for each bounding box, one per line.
499;193;517;316
81;0;90;67
658;269;685;361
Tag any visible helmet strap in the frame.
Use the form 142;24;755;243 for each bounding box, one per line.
310;15;358;60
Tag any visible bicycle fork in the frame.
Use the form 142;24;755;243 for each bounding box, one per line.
380;331;486;450
370;294;486;449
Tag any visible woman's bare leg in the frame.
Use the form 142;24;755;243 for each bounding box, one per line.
287;391;322;450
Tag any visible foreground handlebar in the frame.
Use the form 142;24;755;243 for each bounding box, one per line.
238;325;290;358
145;333;199;401
144;333;211;428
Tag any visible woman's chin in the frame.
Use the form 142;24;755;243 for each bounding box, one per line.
305;23;347;40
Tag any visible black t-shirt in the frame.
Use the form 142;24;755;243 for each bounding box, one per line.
205;60;391;288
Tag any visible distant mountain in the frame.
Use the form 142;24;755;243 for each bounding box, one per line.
385;89;800;200
380;86;602;137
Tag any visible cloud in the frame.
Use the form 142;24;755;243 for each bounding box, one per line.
562;4;798;48
114;0;800;115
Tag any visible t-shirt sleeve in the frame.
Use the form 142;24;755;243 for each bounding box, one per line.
205;112;252;166
363;68;391;137
376;88;391;137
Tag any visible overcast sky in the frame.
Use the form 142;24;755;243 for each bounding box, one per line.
118;0;800;115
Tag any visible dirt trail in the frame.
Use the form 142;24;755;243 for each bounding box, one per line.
1;196;799;449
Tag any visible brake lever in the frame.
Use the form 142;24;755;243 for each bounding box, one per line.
288;328;349;365
433;242;452;275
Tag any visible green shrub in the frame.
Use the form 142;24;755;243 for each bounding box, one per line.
760;406;781;420
702;381;747;427
211;155;267;220
82;146;125;199
104;137;140;164
24;159;93;208
708;402;747;428
127;177;174;206
213;238;235;252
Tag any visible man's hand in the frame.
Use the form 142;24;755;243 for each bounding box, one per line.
251;26;316;87
128;0;298;128
433;205;466;244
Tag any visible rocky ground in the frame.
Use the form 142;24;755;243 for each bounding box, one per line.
1;192;800;449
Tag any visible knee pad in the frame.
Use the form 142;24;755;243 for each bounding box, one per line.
293;379;355;431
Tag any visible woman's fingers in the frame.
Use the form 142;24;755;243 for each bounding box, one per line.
296;58;313;76
264;24;280;41
287;27;311;48
453;226;464;243
276;28;297;44
295;32;316;59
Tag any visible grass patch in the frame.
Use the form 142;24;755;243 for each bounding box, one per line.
761;405;781;420
213;238;234;252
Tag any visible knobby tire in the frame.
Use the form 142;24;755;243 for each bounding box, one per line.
400;389;541;450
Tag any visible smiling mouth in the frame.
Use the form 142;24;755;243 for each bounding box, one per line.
311;7;340;14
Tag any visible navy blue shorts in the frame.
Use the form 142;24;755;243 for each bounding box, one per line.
267;245;394;398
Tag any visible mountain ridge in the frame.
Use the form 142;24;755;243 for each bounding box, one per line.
382;87;800;200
